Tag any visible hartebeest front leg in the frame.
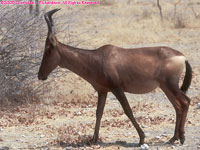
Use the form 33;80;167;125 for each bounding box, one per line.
112;89;145;146
91;91;107;143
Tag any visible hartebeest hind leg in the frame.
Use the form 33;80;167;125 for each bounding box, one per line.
91;92;107;143
160;80;190;144
112;89;145;145
178;94;191;144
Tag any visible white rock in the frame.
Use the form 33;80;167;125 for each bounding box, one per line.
40;134;45;138
155;136;161;139
21;135;25;137
142;123;147;128
19;139;24;143
197;103;200;109
0;128;3;131
76;111;82;115
171;145;176;149
140;144;149;150
64;146;73;150
128;132;132;135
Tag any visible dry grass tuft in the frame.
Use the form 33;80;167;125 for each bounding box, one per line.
174;15;186;29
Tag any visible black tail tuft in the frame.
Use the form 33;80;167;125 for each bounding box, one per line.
180;60;192;93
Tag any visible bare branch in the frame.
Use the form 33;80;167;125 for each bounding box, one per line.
157;0;163;21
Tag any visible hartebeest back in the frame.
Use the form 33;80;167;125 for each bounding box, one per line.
38;9;192;146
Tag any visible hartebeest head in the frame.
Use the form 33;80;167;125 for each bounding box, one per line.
38;8;61;80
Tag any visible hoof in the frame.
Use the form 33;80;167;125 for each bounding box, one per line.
90;137;98;145
180;137;185;145
139;141;145;146
139;134;145;146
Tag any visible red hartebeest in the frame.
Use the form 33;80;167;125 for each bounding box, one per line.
38;9;192;146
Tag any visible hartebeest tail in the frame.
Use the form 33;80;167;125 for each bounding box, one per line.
38;9;192;146
180;61;192;93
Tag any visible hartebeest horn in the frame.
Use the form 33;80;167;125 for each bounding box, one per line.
44;8;61;34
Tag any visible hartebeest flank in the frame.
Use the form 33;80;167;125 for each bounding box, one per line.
38;9;192;146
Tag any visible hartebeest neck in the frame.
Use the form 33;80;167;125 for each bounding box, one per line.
57;42;100;82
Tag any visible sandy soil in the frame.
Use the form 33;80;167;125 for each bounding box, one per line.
0;1;200;150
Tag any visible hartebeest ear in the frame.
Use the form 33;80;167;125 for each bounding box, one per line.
48;33;57;46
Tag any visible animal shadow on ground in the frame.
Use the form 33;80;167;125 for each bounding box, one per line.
58;135;139;149
58;135;175;149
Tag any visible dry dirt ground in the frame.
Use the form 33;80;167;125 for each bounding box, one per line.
1;0;200;150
